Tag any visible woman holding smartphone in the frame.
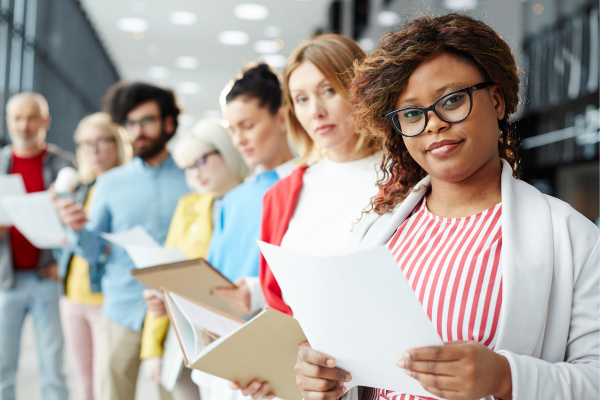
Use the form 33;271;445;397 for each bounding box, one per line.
293;13;599;400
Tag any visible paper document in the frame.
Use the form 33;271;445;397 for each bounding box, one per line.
100;226;188;268
1;192;66;248
258;242;443;398
0;174;26;225
162;288;305;400
160;325;184;392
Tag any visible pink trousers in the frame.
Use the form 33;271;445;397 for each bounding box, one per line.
59;297;103;400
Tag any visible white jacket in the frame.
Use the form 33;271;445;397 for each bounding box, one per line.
344;159;599;400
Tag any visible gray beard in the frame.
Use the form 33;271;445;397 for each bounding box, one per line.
9;134;40;149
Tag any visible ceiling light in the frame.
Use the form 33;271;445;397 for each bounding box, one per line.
117;17;149;32
175;56;199;69
147;66;169;79
254;40;279;54
234;4;269;21
377;11;398;27
218;30;250;46
177;82;202;94
358;37;375;52
443;0;478;9
261;54;286;68
263;26;281;38
169;11;198;25
146;44;159;55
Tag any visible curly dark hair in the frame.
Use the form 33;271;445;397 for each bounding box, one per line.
350;13;521;215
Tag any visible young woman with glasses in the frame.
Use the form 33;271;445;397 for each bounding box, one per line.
140;119;248;400
293;13;599;400
55;112;128;400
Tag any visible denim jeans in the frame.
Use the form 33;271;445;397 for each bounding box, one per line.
0;271;68;400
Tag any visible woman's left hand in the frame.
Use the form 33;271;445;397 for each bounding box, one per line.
399;341;512;400
212;279;251;314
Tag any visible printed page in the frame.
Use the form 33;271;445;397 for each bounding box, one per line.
100;225;161;248
1;192;66;248
258;242;443;399
164;292;197;363
0;174;26;225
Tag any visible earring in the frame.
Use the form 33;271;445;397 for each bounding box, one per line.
499;129;504;138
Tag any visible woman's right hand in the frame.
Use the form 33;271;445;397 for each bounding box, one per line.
295;341;351;400
51;187;87;232
143;289;167;317
228;380;275;399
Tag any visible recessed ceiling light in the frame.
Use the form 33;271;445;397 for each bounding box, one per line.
377;11;399;27
234;4;269;21
175;56;199;69
169;11;198;25
147;66;169;79
443;0;478;10
254;40;279;54
117;17;149;32
177;82;202;94
261;54;286;68
146;44;159;55
358;37;375;52
218;30;250;46
263;26;281;38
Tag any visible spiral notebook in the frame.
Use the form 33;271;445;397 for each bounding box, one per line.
130;258;240;316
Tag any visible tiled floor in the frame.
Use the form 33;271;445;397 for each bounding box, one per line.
16;314;161;400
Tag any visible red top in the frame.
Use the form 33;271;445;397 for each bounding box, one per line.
9;149;46;269
259;165;308;316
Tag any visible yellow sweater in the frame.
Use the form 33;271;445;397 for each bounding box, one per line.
65;185;103;305
140;192;214;359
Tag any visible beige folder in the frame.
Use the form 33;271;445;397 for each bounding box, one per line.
130;258;240;316
162;289;306;400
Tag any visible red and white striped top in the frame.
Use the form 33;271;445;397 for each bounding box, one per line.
365;198;503;400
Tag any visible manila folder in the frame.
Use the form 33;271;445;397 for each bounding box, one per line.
192;308;306;400
131;259;238;315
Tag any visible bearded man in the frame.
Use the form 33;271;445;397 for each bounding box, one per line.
57;83;189;400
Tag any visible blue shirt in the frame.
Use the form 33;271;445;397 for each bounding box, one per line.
208;167;287;283
68;156;188;331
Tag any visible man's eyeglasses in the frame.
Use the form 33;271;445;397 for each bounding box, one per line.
77;137;116;151
124;116;160;130
188;150;219;171
386;82;493;137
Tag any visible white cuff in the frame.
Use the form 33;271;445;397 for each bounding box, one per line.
242;276;265;315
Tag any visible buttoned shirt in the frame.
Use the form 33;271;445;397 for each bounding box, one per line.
68;156;188;331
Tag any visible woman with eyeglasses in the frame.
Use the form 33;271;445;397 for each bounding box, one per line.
292;13;599;400
56;112;129;400
140;118;249;400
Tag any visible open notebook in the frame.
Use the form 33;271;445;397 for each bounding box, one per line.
162;289;306;400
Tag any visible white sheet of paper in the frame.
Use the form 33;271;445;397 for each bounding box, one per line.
100;226;187;268
100;225;160;248
258;242;443;398
170;292;244;337
0;174;26;225
125;245;188;269
1;192;66;248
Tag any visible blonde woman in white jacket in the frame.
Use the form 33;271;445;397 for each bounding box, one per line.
292;13;599;400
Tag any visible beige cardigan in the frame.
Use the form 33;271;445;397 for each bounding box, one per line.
343;159;599;400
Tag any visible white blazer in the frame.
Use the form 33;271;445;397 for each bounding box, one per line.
344;159;599;400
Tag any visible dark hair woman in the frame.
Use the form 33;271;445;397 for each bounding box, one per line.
293;13;599;400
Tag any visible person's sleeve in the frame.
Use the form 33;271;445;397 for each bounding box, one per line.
164;199;184;249
67;178;111;265
242;276;265;314
140;311;170;359
496;238;600;399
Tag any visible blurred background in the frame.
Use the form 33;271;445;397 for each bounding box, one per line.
0;2;597;396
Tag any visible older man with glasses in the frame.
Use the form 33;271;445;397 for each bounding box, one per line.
56;83;189;400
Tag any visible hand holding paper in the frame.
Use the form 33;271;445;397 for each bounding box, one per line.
258;242;443;399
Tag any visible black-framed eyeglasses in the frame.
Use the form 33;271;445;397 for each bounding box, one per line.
386;82;493;137
124;116;160;130
188;150;219;171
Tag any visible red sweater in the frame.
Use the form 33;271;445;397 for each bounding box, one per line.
259;165;308;316
10;149;46;269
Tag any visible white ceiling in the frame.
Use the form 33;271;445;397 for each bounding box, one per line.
79;0;331;133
